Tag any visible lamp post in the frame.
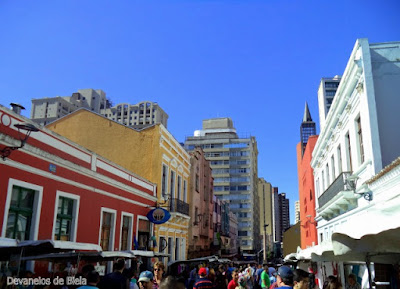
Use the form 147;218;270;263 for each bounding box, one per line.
1;123;39;160
263;223;269;262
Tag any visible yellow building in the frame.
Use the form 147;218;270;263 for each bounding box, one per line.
47;108;191;265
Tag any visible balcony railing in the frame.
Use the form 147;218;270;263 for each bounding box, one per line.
318;171;353;208
169;198;189;216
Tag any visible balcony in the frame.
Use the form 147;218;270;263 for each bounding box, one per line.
169;198;189;216
317;171;358;220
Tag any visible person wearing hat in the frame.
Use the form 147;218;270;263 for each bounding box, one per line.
138;271;154;289
193;267;213;289
276;266;294;289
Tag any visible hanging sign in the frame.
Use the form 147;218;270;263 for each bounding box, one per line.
146;207;171;224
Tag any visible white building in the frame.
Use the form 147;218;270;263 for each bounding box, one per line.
310;39;400;288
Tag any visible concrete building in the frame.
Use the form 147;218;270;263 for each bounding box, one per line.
272;187;280;243
187;147;214;259
31;89;168;129
279;193;290;237
294;200;300;224
0;104;157;274
300;102;317;156
184;118;259;252
309;39;400;288
317;76;341;131
257;178;274;257
282;223;301;258
46;108;190;265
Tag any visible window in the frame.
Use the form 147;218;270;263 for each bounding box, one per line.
120;214;133;251
337;145;342;174
170;170;176;199
346;132;353;172
183;180;187;202
357;117;365;164
177;176;182;200
54;196;74;241
161;164;168;197
195;174;199;192
100;212;113;250
321;171;325;191
331;156;336;180
175;238;180;260
168;237;173;262
326;164;330;186
6;186;35;241
310;190;313;201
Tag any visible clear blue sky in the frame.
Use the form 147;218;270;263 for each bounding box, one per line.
1;0;399;224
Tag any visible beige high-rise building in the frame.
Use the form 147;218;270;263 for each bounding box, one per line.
294;200;300;224
31;89;168;129
258;178;274;255
184;118;259;252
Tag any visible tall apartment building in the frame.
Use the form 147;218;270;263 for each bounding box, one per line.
317;76;341;131
273;187;280;243
279;193;290;235
31;89;168;129
294;200;300;224
184;118;259;252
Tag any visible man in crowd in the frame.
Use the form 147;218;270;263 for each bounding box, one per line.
228;270;240;289
346;274;361;289
261;263;271;289
193;267;213;289
98;259;129;289
138;271;154;289
276;266;294;289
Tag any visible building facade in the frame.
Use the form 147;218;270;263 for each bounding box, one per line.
46;108;190;265
294;201;300;224
31;89;168;129
310;39;400;287
317;76;341;131
184;118;259;252
0;104;157;273
257;178;274;257
187;148;214;259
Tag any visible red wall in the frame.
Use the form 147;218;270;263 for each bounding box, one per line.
296;135;318;249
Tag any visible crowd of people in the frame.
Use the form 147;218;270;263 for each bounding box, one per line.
2;259;361;289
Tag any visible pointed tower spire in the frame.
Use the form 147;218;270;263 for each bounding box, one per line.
303;102;313;122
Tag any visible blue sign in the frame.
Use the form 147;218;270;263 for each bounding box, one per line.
146;208;171;224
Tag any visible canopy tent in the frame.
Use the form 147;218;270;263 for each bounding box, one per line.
0;239;102;261
20;251;135;262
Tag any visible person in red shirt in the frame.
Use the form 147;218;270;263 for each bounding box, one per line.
228;270;239;289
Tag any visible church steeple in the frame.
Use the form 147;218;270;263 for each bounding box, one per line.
303;102;313;122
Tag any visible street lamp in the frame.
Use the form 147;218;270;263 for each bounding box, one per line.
1;123;39;160
263;223;269;262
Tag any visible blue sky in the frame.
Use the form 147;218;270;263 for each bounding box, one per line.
1;0;399;224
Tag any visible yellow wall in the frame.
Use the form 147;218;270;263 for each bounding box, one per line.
47;109;191;262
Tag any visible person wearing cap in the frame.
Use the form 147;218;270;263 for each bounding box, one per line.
138;271;154;289
276;266;294;289
261;263;271;289
193;267;213;289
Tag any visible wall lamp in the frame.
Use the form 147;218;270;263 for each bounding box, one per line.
1;123;39;160
345;174;373;201
193;213;203;226
301;215;317;227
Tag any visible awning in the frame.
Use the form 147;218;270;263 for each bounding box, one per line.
296;242;334;261
283;252;298;262
21;251;135;262
331;204;400;263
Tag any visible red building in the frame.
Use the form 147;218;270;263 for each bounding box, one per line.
296;103;318;249
296;135;319;249
0;105;157;273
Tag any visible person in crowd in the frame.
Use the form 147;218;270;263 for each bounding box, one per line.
326;276;342;289
255;264;263;289
228;270;240;289
188;266;198;289
98;259;129;289
261;263;270;289
137;271;154;289
276;266;294;289
193;267;213;289
153;261;165;289
236;274;248;289
77;270;100;289
345;274;360;289
293;269;309;289
159;276;185;289
244;266;254;289
215;264;228;289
